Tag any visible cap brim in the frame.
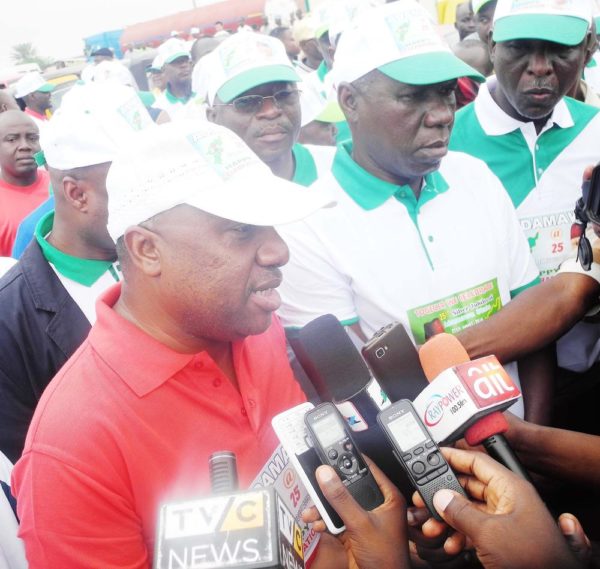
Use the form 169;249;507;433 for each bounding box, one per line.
216;65;300;103
185;176;334;226
493;15;589;45
378;51;484;85
37;83;55;93
164;52;190;65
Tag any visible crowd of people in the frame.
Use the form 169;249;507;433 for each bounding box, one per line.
2;0;600;567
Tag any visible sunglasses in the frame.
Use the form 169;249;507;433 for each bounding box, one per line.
213;89;300;114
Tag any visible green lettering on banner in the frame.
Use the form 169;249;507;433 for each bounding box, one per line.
407;279;503;345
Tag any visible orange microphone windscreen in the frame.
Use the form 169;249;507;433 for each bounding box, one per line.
418;333;470;382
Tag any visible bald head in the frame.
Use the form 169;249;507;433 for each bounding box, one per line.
0;110;40;186
191;36;223;64
0;91;19;113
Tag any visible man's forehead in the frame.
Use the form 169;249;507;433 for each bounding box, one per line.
0;112;38;135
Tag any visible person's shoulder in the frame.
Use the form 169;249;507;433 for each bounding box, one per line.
22;339;99;449
441;151;510;202
441;150;495;175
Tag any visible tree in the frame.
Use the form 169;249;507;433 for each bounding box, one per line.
10;42;53;69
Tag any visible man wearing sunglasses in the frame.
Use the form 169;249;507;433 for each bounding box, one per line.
205;33;335;187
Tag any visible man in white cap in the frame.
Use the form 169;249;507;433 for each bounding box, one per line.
0;82;154;464
277;1;551;423
152;39;194;120
450;0;600;375
11;120;340;568
12;71;54;128
206;33;335;185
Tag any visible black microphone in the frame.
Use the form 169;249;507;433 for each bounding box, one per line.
289;314;413;496
154;451;305;569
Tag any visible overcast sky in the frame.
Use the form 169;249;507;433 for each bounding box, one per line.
1;0;198;68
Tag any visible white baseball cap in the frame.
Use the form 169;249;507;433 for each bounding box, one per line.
315;0;381;46
156;38;190;69
90;60;137;88
13;71;54;98
331;1;483;87
493;0;592;45
472;0;495;14
106;120;333;240
42;81;155;170
204;33;300;105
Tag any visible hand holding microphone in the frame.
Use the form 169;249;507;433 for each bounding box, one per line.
423;447;582;569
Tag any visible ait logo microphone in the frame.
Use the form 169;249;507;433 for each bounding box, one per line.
154;451;305;569
413;336;521;444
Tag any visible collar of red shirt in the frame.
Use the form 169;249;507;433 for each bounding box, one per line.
89;283;196;397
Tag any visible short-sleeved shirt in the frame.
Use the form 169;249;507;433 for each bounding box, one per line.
450;80;600;280
12;284;308;568
0;169;50;257
277;144;538;418
277;142;539;341
152;86;196;120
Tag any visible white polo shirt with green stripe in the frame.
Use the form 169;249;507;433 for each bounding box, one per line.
278;143;538;416
450;81;600;280
292;143;335;187
35;212;122;324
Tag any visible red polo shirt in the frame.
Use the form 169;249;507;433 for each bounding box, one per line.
13;283;306;568
0;168;49;256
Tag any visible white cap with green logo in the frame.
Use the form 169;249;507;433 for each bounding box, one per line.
42;81;155;171
331;1;484;88
106;120;334;240
204;33;300;105
493;0;592;45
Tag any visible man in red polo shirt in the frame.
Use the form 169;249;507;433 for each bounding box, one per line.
0;110;49;256
12;120;344;568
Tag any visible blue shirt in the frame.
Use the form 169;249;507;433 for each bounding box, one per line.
11;195;54;259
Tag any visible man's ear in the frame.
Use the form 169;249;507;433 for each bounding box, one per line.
123;226;162;277
583;31;597;67
488;33;497;66
337;82;358;124
62;176;89;213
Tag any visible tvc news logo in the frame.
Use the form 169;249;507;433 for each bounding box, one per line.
455;355;521;407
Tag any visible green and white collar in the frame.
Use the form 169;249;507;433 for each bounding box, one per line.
331;141;449;211
165;86;195;105
35;211;119;287
292;144;318;187
476;79;573;136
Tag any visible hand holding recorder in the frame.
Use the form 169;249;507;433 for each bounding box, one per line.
302;456;410;569
422;447;583;569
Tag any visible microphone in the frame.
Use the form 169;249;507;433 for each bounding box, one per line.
415;334;533;483
289;314;413;495
154;451;305;569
